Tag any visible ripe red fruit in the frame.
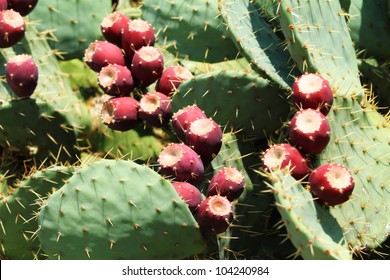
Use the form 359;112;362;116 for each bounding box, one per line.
291;73;334;115
100;12;130;47
138;91;172;127
156;65;194;96
158;143;204;185
98;64;134;96
185;118;222;164
131;46;164;87
289;109;331;154
262;143;310;180
100;96;139;131
7;0;38;16
84;40;125;72
196;195;233;235
309;163;355;206
207;167;245;201
0;0;7;11
122;19;155;59
5;54;38;98
172;181;203;213
0;9;25;48
171;105;207;142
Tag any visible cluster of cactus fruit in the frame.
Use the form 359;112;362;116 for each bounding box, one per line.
0;0;389;260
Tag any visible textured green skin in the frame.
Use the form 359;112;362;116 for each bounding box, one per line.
0;166;76;259
141;0;239;63
88;121;164;162
218;0;300;90
180;57;256;76
0;98;79;163
346;0;390;59
316;96;390;252
357;58;390;109
212;133;275;259
29;0;112;59
38;159;206;260
277;0;363;99
267;170;352;260
171;70;290;139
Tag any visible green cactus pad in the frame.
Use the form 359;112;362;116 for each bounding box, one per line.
267;170;352;260
38;159;206;260
316;96;390;252
346;0;390;59
171;70;290;139
0;98;79;163
277;0;363;99
29;0;112;59
218;0;299;90
0;165;76;259
141;0;239;63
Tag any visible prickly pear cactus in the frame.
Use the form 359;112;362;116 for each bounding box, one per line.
38;159;206;259
141;0;239;62
29;0;112;59
0;165;76;259
172;70;290;139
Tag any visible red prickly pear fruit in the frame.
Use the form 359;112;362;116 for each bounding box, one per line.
185;118;222;164
207;167;245;201
289;108;331;155
5;54;38;98
156;65;194;96
131;46;164;87
100;12;130;47
7;0;38;16
0;9;25;48
100;96;139;131
172;181;203;213
158;143;204;185
122;19;155;59
196;195;233;235
171;105;207;142
138;91;172;127
98;64;134;97
84;40;125;72
262;143;311;180
0;0;7;11
309;163;355;207
292;73;334;115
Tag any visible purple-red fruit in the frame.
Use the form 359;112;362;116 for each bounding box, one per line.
0;0;7;11
196;195;233;235
0;9;25;48
7;0;38;16
171;105;207;142
172;182;203;213
84;40;125;72
131;46;164;87
100;96;139;131
309;163;355;206
185;118;222;163
138;91;172;127
289;109;331;155
262;143;310;180
207;167;245;201
100;12;130;47
158;143;204;184
156;65;194;96
122;19;155;59
292;73;334;115
98;64;134;96
5;54;38;98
